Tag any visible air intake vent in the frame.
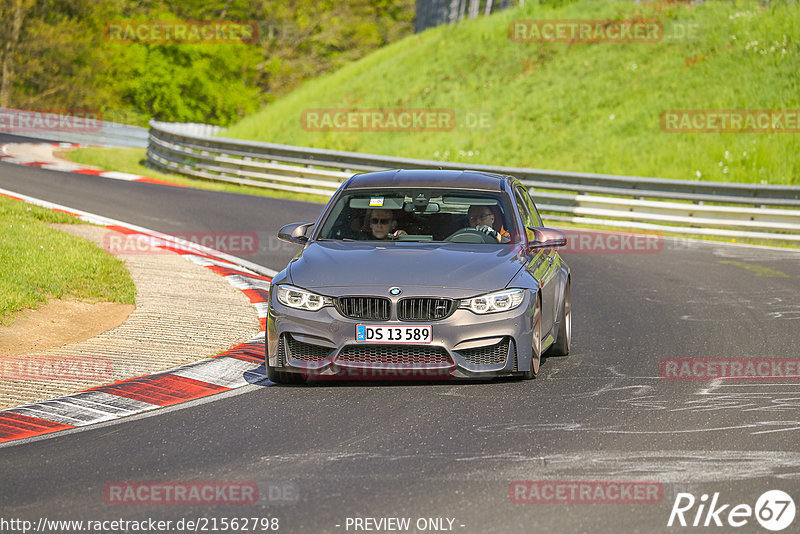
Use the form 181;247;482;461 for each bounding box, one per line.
336;297;391;321
284;334;332;362
336;345;452;366
398;298;456;321
277;334;287;366
459;338;510;366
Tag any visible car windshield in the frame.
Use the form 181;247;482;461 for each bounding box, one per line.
317;189;518;243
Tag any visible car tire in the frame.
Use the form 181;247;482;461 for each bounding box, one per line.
548;278;571;357
520;294;541;380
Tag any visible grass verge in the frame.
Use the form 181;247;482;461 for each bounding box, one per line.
0;196;136;325
225;0;800;185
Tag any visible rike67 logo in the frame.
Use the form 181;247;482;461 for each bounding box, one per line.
668;490;796;531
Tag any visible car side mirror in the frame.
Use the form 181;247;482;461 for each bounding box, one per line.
529;227;567;249
278;222;314;244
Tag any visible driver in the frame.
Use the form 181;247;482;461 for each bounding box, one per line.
467;205;510;243
366;209;408;240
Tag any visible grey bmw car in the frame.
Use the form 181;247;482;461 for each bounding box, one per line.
266;169;571;383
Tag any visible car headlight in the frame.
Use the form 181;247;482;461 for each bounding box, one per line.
459;289;525;314
276;285;333;311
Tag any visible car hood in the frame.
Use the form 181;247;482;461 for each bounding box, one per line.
288;241;525;292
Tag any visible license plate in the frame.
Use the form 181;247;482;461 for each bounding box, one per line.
356;324;432;344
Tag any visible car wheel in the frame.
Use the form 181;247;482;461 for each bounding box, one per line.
520;294;541;380
548;278;571;357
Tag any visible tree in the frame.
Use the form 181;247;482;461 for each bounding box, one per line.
0;0;414;125
0;0;34;106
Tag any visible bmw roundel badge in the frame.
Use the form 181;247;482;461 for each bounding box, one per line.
389;287;402;296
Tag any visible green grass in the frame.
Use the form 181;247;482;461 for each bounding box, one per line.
547;218;800;249
65;147;330;203
223;0;800;185
0;196;136;325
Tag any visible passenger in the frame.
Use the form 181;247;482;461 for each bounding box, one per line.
467;205;510;243
365;209;408;240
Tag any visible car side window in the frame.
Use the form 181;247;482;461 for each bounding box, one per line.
519;186;543;227
513;187;536;242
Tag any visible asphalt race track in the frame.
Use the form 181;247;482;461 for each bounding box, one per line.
2;141;800;533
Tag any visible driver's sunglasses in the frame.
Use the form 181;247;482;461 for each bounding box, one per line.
371;217;392;225
468;213;492;222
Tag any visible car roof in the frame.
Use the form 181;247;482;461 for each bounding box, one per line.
344;169;510;192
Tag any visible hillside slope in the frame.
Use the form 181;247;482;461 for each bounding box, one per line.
225;0;800;184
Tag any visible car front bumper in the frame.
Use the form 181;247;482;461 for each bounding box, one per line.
266;290;537;380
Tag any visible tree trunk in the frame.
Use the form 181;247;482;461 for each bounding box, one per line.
468;0;480;19
458;0;468;21
0;0;32;107
448;0;461;24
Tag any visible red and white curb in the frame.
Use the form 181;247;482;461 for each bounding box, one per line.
0;143;184;187
0;188;277;445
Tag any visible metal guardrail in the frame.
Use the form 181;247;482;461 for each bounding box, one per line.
147;120;800;243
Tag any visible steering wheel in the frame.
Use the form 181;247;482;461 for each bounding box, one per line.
444;228;497;244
